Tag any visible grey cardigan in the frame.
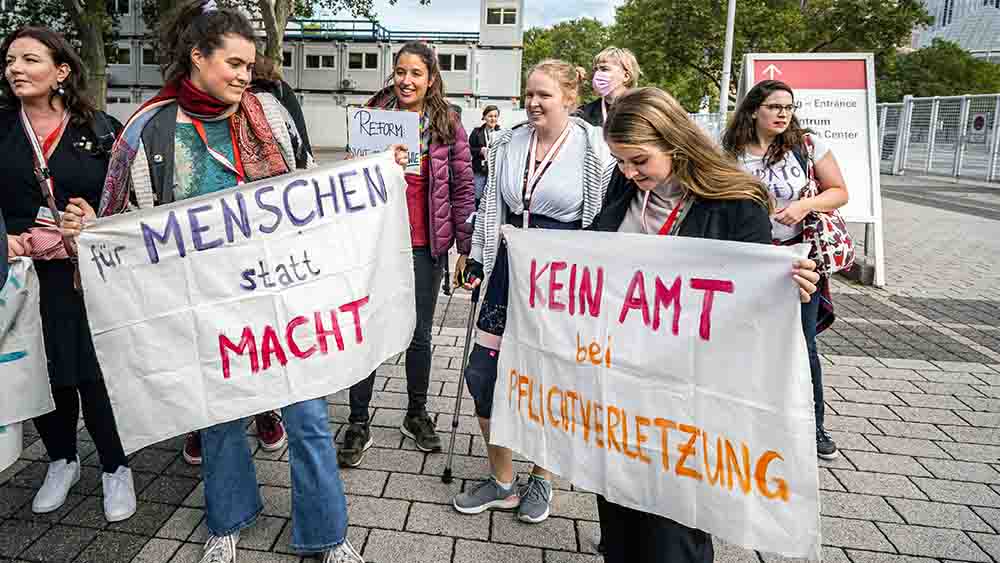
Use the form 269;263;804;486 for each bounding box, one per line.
471;116;614;281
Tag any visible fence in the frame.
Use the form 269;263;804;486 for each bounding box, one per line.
878;94;1000;182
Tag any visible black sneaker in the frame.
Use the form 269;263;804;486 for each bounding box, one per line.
401;412;442;452
337;423;374;468
817;427;839;460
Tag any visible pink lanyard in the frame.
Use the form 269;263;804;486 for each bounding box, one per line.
522;124;571;228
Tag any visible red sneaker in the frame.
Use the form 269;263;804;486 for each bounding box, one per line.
255;412;287;452
182;432;202;465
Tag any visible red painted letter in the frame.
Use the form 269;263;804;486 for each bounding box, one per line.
618;270;650;326
529;259;549;308
286;315;316;359
579;266;604;318
548;261;567;312
653;276;683;335
339;296;370;344
260;325;288;371
314;311;344;354
690;278;734;341
219;327;259;379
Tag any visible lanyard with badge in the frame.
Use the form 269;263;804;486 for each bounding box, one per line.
521;124;572;229
19;108;70;228
190;117;246;184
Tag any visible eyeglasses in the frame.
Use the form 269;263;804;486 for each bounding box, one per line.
762;104;796;114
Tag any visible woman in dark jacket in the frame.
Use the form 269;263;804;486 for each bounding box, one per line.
575;46;641;127
469;105;499;205
590;87;819;563
337;40;476;467
0;26;135;522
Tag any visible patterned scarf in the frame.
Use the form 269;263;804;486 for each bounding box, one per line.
99;78;289;216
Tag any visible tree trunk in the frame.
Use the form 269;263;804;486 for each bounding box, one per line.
258;0;292;78
62;0;109;110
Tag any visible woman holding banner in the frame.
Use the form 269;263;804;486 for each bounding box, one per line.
722;79;850;461
337;41;476;467
452;59;614;524
62;2;362;562
588;87;819;563
0;26;136;523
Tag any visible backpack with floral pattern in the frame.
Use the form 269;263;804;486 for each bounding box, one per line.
791;135;856;276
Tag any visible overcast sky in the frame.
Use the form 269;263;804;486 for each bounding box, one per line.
331;0;626;32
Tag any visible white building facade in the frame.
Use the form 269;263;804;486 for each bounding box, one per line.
105;0;526;114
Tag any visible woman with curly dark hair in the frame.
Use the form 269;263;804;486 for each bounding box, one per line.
722;79;849;461
0;25;134;522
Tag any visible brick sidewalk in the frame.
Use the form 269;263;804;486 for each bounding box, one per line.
1;178;999;563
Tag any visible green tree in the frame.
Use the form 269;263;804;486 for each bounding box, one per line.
609;0;931;111
522;18;611;105
877;39;1000;102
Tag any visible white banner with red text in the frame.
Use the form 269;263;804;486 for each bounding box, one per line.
492;227;820;559
79;153;416;454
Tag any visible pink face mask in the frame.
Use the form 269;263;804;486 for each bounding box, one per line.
592;70;617;98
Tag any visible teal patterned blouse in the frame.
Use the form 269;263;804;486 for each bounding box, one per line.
173;120;238;201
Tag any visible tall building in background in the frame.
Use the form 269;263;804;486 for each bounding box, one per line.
105;0;526;112
912;0;1000;62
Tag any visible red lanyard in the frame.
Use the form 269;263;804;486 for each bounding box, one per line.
522;124;572;228
191;118;245;184
41;118;67;158
640;189;684;235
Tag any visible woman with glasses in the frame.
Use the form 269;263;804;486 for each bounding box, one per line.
722;79;849;461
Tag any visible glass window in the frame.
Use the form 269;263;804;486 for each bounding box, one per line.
502;8;517;24
107;0;129;14
365;52;378;69
142;48;156;66
454;54;468;71
349;52;363;69
487;7;502;24
306;54;320;69
321;55;336;68
282;51;293;68
438;54;451;71
109;46;131;65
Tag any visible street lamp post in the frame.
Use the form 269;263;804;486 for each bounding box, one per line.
717;0;737;116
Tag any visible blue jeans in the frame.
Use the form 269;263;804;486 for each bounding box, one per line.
201;397;348;553
801;289;824;429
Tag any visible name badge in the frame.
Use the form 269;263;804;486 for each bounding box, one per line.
35;206;57;227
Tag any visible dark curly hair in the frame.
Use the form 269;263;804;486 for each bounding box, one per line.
722;79;811;168
159;0;257;83
0;26;97;126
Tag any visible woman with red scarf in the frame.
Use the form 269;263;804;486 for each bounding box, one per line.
62;2;362;562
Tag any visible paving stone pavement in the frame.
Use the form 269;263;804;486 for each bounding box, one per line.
1;175;999;563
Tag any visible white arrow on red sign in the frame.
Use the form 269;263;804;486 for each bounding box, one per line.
763;64;783;80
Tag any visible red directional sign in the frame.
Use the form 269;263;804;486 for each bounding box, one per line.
752;59;867;90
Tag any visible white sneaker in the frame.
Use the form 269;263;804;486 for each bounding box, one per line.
102;466;137;522
32;457;80;513
323;539;364;563
200;532;239;563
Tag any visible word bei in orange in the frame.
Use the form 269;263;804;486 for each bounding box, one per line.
218;296;369;379
529;259;604;317
576;332;612;367
618;271;734;341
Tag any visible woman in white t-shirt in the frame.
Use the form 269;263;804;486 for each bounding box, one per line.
722;79;849;462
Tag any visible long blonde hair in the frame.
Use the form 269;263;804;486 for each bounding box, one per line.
605;87;772;211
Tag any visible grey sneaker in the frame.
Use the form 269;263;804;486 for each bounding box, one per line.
323;538;364;563
453;476;520;514
517;475;553;523
337;423;374;468
199;532;239;563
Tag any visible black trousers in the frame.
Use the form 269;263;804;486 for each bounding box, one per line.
33;378;128;474
349;247;444;424
801;288;825;429
597;495;714;563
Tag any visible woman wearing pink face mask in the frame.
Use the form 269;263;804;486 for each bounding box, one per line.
576;46;641;127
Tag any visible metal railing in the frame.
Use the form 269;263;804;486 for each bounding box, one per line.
878;94;1000;182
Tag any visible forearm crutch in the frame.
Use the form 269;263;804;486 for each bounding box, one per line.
442;285;480;483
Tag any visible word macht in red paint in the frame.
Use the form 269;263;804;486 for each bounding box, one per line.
219;296;369;379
